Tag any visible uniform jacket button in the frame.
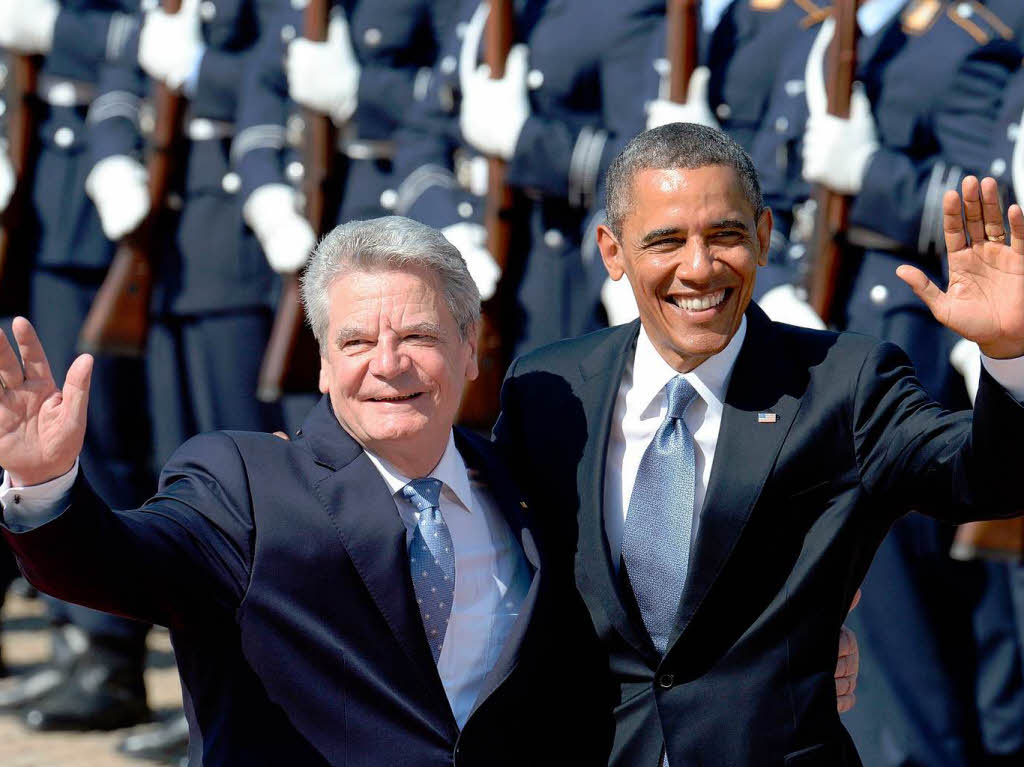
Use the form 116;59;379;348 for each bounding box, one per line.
869;284;888;305
658;672;675;688
363;27;382;47
54;126;74;148
199;1;216;22
543;229;564;248
527;69;544;90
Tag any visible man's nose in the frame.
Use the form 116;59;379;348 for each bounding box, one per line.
368;337;407;378
676;239;714;282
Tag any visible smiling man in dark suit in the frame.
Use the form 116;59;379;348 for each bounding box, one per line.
494;122;1024;767
0;216;609;766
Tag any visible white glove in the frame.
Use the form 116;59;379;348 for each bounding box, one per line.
0;148;15;214
85;156;150;242
801;85;879;195
286;13;361;124
601;276;639;326
243;184;317;274
139;0;205;90
757;284;826;330
646;67;719;130
459;43;530;161
950;338;982;405
442;222;500;301
0;0;59;54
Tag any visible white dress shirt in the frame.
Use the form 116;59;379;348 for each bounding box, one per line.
0;432;531;730
602;318;1024;573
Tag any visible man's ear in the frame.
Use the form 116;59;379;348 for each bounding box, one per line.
597;223;626;280
318;357;330;394
755;207;773;268
464;322;480;382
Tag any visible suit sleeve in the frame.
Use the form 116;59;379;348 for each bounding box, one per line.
0;432;255;628
853;341;1024;522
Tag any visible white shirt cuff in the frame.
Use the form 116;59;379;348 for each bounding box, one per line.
981;353;1024;402
1;460;79;528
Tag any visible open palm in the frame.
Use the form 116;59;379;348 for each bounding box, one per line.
0;317;91;487
898;176;1024;360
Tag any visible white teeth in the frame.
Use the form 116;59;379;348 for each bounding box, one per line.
676;290;726;312
374;394;416;402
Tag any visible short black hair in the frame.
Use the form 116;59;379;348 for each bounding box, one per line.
604;122;765;238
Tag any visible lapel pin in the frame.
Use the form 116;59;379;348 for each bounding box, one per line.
520;501;529;509
757;412;778;424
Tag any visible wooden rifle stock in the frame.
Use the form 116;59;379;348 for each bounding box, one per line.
78;0;187;356
666;0;699;103
256;0;335;402
0;53;41;316
806;0;858;325
457;0;515;429
951;518;1024;563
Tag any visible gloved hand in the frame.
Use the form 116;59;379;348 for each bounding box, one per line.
601;276;639;326
0;148;15;214
801;85;879;195
243;184;317;274
286;13;361;124
85;156;150;242
950;337;981;405
0;0;59;54
442;222;500;300
459;43;530;161
138;0;205;90
646;67;719;130
757;284;825;330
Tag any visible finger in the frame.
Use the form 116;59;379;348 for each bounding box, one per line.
847;588;861;615
961;176;985;245
837;625;855;659
942;188;968;254
834;654;850;679
804;17;833;116
0;325;25;391
11;316;55;387
458;1;489;92
273;431;290;440
62;354;93;428
1009;203;1024;256
835;675;853;697
504;44;529;83
686;65;711;104
837;692;856;714
980;177;1006;243
897;264;948;324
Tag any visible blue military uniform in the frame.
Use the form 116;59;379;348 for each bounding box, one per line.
88;0;280;467
390;0;660;357
750;2;1024;764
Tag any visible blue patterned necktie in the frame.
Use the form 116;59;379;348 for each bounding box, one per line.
401;478;455;663
621;375;700;656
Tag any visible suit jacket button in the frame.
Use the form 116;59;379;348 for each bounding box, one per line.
658;672;675;688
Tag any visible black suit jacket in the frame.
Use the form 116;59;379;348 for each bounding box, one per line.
493;304;1024;767
2;396;609;766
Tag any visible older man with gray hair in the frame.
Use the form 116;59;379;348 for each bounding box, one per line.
0;215;609;766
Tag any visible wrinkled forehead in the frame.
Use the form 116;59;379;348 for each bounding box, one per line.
628;166;756;224
327;267;451;330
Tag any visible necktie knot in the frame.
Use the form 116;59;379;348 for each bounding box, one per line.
401;478;443;513
665;376;699;420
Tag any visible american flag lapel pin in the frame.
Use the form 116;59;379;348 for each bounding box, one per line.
757;412;778;424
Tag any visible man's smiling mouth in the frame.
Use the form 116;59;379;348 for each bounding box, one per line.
668;289;729;312
370;393;422;402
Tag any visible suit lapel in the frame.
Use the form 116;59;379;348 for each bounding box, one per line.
455;430;543;721
666;306;804;650
573;321;662;665
302;397;455;736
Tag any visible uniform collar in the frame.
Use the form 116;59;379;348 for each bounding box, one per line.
630;315;747;417
364;431;475;513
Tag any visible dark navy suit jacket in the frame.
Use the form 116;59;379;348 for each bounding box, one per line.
494;304;1024;767
2;396;611;766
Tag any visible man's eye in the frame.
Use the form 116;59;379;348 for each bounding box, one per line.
710;231;744;244
343;339;372;350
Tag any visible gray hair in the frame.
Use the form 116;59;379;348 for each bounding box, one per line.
300;216;481;351
604;123;765;238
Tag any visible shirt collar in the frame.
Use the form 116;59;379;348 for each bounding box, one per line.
858;0;904;37
364;431;475;513
631;315;747;416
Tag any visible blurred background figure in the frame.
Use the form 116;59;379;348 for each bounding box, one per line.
0;0;155;738
749;1;1024;764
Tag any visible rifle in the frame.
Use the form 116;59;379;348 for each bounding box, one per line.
0;53;41;317
78;0;188;355
951;518;1024;563
666;0;699;103
256;0;338;402
806;0;858;325
456;0;516;429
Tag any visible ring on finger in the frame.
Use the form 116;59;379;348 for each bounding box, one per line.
986;233;1007;243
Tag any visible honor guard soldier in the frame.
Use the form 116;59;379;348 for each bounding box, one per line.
389;0;659;357
0;0;156;733
234;0;458;286
749;1;1024;764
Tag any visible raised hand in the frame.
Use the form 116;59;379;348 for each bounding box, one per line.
897;176;1024;359
0;318;92;487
